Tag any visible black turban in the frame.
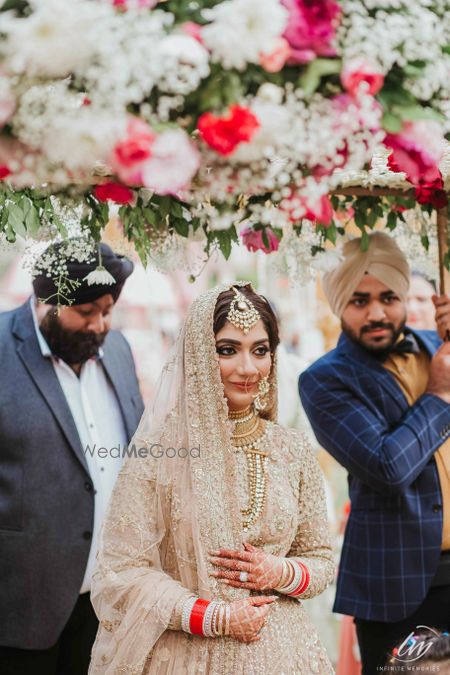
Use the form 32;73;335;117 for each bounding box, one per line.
32;241;134;306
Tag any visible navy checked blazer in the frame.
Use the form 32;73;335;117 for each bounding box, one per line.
299;328;450;622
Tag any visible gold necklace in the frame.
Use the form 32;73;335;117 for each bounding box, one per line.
230;405;268;531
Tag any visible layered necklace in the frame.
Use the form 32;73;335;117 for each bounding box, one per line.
229;404;268;531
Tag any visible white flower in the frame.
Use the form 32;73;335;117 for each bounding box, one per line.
202;0;288;71
158;35;210;95
2;0;107;78
257;83;284;104
12;82;126;171
311;248;345;273
84;266;116;286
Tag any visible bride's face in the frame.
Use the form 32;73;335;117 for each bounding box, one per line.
215;319;272;411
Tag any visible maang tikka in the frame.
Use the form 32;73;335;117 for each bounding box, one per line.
226;287;260;334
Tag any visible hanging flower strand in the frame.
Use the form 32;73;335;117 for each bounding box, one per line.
83;245;116;286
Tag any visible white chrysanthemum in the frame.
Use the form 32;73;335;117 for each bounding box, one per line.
84;266;116;286
1;0;108;78
202;0;288;71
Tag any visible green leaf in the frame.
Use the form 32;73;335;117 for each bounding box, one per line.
212;226;237;260
360;229;369;252
354;211;366;229
386;210;397;231
298;58;341;97
394;105;444;123
382;112;403;133
8;203;27;238
25;204;41;235
367;209;378;227
173;219;189;237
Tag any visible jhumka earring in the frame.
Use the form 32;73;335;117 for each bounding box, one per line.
226;287;260;334
253;375;270;411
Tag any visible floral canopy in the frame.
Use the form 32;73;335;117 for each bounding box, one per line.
0;0;449;292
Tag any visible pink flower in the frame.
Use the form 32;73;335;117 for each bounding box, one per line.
281;0;341;64
341;58;384;97
141;129;199;195
111;117;155;184
112;0;157;9
241;226;280;254
384;121;445;186
94;182;134;204
280;191;333;226
197;105;260;156
181;21;204;44
259;37;291;72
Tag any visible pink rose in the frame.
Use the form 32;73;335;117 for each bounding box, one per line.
111;117;155;184
341;58;384;97
181;21;204;44
141;129;199;195
241;226;280;254
281;0;341;64
384;120;445;186
259;38;291;73
280;191;333;226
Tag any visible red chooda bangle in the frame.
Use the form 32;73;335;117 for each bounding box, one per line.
189;598;210;636
288;561;310;597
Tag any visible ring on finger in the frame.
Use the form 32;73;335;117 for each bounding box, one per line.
239;571;249;582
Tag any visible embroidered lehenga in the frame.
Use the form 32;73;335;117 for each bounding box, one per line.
89;284;335;675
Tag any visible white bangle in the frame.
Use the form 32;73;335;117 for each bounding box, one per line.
224;603;231;637
181;595;197;634
278;560;302;595
203;600;217;638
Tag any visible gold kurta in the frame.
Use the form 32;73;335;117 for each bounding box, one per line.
91;424;334;675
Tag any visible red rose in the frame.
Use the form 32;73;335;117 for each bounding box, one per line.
197;105;260;156
415;170;448;209
94;182;134;204
0;165;11;180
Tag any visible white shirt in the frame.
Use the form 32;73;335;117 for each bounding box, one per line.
30;298;127;593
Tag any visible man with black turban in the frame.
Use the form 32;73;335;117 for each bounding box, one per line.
300;232;450;675
0;240;144;675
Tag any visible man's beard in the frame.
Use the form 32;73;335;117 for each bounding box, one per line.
40;310;107;365
341;317;406;357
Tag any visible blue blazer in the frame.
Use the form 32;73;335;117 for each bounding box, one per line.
299;329;450;622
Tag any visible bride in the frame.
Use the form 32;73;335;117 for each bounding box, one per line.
89;282;335;674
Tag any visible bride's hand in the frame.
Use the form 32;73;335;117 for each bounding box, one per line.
228;596;278;643
208;541;285;591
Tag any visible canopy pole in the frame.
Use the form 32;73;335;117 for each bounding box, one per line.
437;206;448;296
